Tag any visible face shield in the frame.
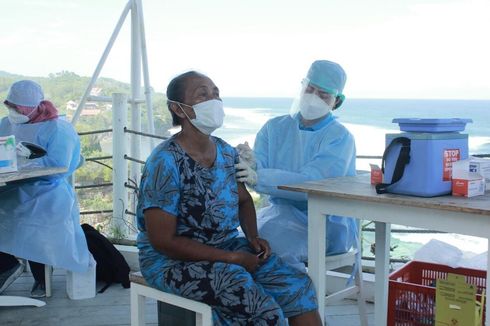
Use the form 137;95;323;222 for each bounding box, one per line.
289;78;344;120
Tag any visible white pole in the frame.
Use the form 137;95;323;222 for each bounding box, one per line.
112;93;129;237
71;0;131;126
130;0;142;231
137;0;156;150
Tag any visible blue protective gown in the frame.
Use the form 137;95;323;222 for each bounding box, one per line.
0;117;90;273
254;113;359;270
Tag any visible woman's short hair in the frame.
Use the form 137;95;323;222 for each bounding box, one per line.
166;71;202;126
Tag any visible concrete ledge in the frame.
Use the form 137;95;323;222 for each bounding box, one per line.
115;245;140;272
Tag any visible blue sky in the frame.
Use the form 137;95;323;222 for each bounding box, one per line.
1;0;489;99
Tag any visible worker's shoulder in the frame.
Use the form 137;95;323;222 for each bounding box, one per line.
46;118;78;137
263;114;294;127
328;117;353;134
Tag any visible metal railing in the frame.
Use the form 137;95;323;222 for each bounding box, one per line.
74;94;490;264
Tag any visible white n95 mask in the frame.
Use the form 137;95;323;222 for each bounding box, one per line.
8;108;31;124
176;99;225;135
299;93;332;120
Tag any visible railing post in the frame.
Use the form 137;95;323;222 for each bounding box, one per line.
112;93;129;237
130;0;142;235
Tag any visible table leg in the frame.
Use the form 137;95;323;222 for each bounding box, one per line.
308;197;326;324
374;221;390;326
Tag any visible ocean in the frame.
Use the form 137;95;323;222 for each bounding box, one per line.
213;97;490;260
216;97;490;166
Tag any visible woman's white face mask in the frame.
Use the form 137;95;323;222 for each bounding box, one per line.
173;99;225;135
8;108;32;124
299;93;332;120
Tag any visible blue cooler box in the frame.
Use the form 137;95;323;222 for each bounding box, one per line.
383;118;471;197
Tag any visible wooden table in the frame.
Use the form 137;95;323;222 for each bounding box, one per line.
0;166;68;307
0;166;67;186
280;174;490;326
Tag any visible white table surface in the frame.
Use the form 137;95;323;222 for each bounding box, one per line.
280;174;490;326
1;166;67;307
0;166;67;186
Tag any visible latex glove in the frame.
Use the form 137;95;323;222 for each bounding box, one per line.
236;141;256;169
235;158;257;186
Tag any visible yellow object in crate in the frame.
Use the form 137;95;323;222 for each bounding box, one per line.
436;273;486;326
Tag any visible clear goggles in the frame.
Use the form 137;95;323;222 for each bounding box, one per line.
301;78;341;103
289;78;344;118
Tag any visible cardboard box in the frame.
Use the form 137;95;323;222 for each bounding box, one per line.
469;157;490;188
452;159;486;197
0;135;17;173
452;178;486;197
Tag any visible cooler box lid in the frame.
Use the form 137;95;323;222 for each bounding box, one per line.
392;118;472;132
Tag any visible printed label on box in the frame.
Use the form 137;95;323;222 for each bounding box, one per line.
443;149;460;181
452;178;485;197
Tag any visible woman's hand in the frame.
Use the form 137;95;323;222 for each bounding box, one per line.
232;251;262;273
248;237;271;261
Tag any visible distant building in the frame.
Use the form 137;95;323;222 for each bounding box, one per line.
84;102;98;110
66;100;77;111
65;100;101;116
80;108;100;117
90;87;102;96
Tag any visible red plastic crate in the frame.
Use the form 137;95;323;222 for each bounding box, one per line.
388;261;486;326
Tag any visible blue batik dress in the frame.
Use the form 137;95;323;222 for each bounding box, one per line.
136;135;318;325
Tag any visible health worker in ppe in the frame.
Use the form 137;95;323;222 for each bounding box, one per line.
0;80;90;298
235;60;359;271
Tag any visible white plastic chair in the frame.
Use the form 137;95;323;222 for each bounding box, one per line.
324;223;368;326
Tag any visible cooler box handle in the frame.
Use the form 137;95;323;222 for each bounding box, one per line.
375;137;411;194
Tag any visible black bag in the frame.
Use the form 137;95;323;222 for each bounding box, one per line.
81;223;131;293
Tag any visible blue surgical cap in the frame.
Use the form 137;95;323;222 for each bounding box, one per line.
5;80;44;108
306;60;346;96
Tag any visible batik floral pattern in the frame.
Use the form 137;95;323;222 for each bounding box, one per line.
136;136;317;325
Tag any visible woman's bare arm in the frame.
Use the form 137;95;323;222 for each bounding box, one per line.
145;208;238;263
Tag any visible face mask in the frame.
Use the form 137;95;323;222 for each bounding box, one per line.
8;108;31;124
175;99;225;135
299;93;332;120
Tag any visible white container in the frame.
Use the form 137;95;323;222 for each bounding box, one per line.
452;159;486;197
0;135;17;173
66;255;97;300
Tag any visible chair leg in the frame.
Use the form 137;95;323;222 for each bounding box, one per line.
355;256;369;326
131;283;146;326
355;220;369;326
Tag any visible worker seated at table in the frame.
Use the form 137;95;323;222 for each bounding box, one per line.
235;60;359;271
137;71;322;325
0;80;90;298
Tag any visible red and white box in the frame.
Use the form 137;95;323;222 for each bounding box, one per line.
452;159;486;197
370;164;382;185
